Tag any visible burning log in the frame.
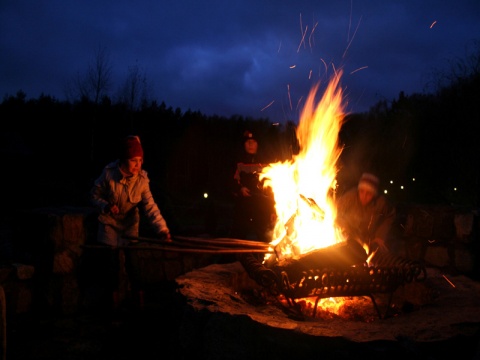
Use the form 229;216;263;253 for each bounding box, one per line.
240;241;368;294
299;194;325;220
271;240;367;273
265;193;338;264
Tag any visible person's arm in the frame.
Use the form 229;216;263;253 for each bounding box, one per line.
232;162;244;196
141;181;171;241
372;197;396;250
90;169;111;213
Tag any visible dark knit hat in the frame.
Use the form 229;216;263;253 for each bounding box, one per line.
243;130;257;142
357;172;379;195
121;135;144;159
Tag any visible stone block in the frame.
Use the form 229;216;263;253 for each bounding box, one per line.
454;211;476;244
424;245;450;268
2;280;33;315
452;246;475;274
12;263;35;280
423;243;474;274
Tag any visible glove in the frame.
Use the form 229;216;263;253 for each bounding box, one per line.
104;204;119;215
159;230;172;242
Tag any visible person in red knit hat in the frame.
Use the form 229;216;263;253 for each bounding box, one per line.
90;135;171;310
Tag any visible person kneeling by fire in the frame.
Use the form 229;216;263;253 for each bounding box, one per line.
335;172;396;257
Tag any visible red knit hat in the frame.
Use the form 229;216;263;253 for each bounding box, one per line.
121;135;144;159
357;172;379;195
243;130;257;142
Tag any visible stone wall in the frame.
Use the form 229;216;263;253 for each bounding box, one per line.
5;206;215;316
398;204;479;278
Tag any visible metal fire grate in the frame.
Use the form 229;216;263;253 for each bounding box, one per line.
240;244;427;319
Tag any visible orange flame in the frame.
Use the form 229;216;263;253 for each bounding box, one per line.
261;70;346;261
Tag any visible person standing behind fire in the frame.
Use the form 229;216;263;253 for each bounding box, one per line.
335;172;396;254
90;135;171;309
229;130;275;244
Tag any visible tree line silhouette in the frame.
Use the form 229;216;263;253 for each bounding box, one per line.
1;40;479;236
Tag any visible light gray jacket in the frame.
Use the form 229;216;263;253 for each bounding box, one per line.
90;160;169;236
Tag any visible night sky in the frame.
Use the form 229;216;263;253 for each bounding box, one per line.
1;0;479;122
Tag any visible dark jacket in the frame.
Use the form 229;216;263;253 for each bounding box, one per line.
335;187;396;248
230;150;274;242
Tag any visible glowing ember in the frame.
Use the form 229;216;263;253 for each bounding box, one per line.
261;70;346;262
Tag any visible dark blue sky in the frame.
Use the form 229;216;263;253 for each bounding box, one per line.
1;1;479;122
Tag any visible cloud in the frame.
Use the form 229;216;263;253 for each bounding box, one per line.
1;0;479;122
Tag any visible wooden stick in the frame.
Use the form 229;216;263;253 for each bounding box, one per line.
123;235;271;249
81;244;273;254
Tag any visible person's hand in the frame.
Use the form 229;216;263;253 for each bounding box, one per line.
105;204;119;215
372;237;387;251
159;230;172;242
240;186;251;197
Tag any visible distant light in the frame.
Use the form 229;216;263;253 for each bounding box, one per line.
412;178;416;182
272;122;279;126
453;188;457;192
390;180;393;184
400;186;404;190
203;192;208;199
384;189;388;194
